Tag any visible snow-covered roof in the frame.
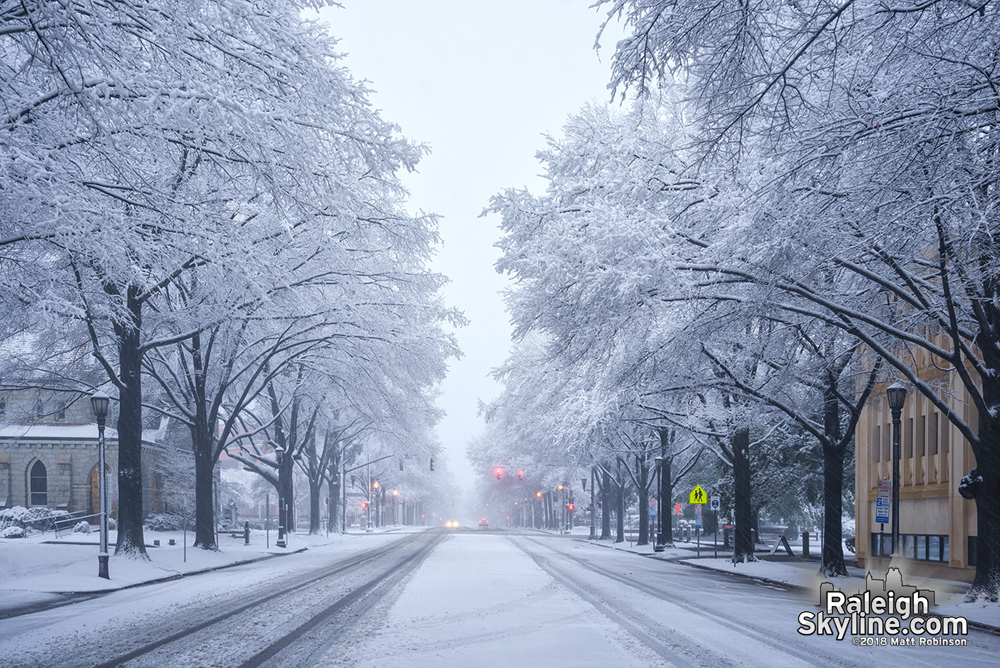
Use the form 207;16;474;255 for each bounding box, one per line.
0;423;115;440
0;423;162;448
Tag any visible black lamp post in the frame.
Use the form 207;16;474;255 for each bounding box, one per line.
654;456;665;552
587;473;596;540
91;391;110;579
886;382;908;559
557;484;565;533
275;444;286;548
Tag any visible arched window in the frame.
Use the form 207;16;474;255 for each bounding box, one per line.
30;460;47;506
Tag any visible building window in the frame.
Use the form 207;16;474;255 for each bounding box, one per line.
29;460;47;506
57;402;66;420
34;396;44;420
870;533;948;562
0;397;5;419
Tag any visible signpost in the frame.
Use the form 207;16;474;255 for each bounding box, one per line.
691;486;706;557
710;496;720;557
876;477;890;567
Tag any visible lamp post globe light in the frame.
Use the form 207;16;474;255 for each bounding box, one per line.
90;391;111;579
886;382;908;559
275;444;286;548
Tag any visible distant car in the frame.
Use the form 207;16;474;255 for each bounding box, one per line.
445;520;459;528
478;518;489;529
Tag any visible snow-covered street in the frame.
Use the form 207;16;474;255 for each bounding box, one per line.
2;529;997;668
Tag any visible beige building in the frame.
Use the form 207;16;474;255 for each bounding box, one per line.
0;388;167;519
855;366;979;581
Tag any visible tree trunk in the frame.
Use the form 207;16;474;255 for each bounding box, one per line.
660;429;674;546
969;390;1000;601
193;449;217;549
732;426;755;562
600;468;611;540
821;442;847;576
281;454;294;534
821;383;848;576
327;469;339;533
113;285;148;558
308;476;321;534
615;462;625;543
637;458;649;546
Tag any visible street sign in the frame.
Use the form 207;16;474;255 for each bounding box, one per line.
875;497;890;524
876;477;890;524
689;485;707;504
695;505;702;529
710;495;720;512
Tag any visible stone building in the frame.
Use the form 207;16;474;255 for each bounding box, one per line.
0;388;167;518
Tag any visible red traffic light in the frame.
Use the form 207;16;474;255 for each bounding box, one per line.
361;501;368;508
567;504;575;512
495;467;503;479
517;469;524;479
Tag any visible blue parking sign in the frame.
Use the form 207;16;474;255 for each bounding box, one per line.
875;496;890;524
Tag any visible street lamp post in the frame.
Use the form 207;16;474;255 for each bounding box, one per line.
91;391;110;579
887;382;908;559
654;456;665;552
587;473;595;540
557;484;564;533
275;445;286;548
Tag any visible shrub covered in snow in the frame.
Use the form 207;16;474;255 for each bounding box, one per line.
1;526;25;539
143;513;187;532
0;506;70;532
843;517;856;554
73;521;92;534
108;517;117;531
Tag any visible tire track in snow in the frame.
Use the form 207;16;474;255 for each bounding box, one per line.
512;536;856;668
238;529;441;668
89;530;442;668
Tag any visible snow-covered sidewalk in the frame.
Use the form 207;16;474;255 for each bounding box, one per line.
0;526;409;616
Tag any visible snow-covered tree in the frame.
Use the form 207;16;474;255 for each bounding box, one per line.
602;0;1000;599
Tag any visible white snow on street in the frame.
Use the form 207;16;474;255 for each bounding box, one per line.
338;533;668;668
1;530;998;667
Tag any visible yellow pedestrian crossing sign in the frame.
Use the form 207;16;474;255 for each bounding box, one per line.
689;485;707;504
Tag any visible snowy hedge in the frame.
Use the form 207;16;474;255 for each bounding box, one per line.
143;513;188;532
0;506;70;532
843;517;856;554
1;526;25;539
73;521;92;534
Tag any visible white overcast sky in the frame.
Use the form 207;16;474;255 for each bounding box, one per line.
318;1;625;494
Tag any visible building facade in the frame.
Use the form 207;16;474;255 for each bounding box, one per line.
855;365;979;581
0;388;166;518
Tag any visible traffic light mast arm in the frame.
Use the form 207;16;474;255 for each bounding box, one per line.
343;454;396;475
